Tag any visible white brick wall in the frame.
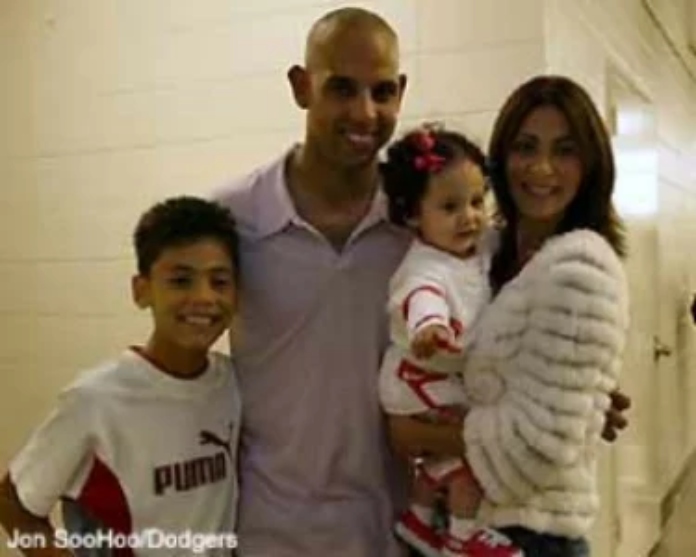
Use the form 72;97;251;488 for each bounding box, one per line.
0;3;546;554
1;2;694;556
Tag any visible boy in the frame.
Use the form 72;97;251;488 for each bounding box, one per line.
0;197;241;556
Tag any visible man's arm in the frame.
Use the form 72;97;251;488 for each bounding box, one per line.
387;394;630;459
387;414;464;459
0;474;72;557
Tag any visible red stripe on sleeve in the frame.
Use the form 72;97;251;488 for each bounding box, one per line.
412;314;444;332
402;285;445;320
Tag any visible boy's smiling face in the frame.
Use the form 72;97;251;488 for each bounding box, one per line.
132;237;237;369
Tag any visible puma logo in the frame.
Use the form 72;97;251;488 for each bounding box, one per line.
199;422;234;459
153;422;235;496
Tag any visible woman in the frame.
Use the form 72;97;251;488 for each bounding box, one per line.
389;75;630;556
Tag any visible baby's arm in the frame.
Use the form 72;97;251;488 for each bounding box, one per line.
402;285;461;358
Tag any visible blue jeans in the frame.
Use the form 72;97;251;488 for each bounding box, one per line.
498;526;590;557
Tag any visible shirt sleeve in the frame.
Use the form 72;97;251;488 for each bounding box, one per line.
402;285;451;339
463;235;628;504
9;389;93;517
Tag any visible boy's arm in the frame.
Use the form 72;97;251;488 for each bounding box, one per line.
0;474;72;557
4;388;92;556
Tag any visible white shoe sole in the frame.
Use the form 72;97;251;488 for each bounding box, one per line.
394;521;442;557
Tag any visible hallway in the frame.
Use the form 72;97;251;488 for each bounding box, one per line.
652;456;696;556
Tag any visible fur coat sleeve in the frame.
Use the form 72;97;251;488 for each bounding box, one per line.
462;230;629;505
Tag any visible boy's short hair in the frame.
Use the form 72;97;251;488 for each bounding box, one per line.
134;196;238;276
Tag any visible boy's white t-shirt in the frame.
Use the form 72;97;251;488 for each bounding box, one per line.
9;349;241;556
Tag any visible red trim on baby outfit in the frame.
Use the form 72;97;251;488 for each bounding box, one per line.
402;286;445;320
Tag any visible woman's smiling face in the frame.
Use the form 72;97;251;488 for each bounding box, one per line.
505;105;583;228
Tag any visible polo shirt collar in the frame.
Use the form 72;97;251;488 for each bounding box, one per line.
254;146;390;239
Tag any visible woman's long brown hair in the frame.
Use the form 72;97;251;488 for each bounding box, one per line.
487;75;626;293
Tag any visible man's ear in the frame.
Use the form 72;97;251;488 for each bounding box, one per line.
132;275;151;310
398;74;408;100
287;65;311;109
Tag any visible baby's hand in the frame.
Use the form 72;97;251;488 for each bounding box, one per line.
410;324;461;359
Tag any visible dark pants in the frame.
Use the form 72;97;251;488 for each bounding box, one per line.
61;500;112;557
498;526;590;557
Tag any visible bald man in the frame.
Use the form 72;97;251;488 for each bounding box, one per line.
215;7;412;557
214;7;630;557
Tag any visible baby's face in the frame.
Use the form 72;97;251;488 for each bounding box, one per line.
409;158;488;259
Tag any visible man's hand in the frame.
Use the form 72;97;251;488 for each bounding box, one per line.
410;324;460;359
602;389;631;442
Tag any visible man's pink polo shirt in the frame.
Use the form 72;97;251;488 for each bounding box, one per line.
215;150;411;557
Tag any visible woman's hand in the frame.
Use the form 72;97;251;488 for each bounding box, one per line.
602;389;631;442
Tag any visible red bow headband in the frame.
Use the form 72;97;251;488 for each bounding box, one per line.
411;130;446;173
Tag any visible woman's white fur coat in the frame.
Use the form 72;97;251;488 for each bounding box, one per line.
462;229;629;537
